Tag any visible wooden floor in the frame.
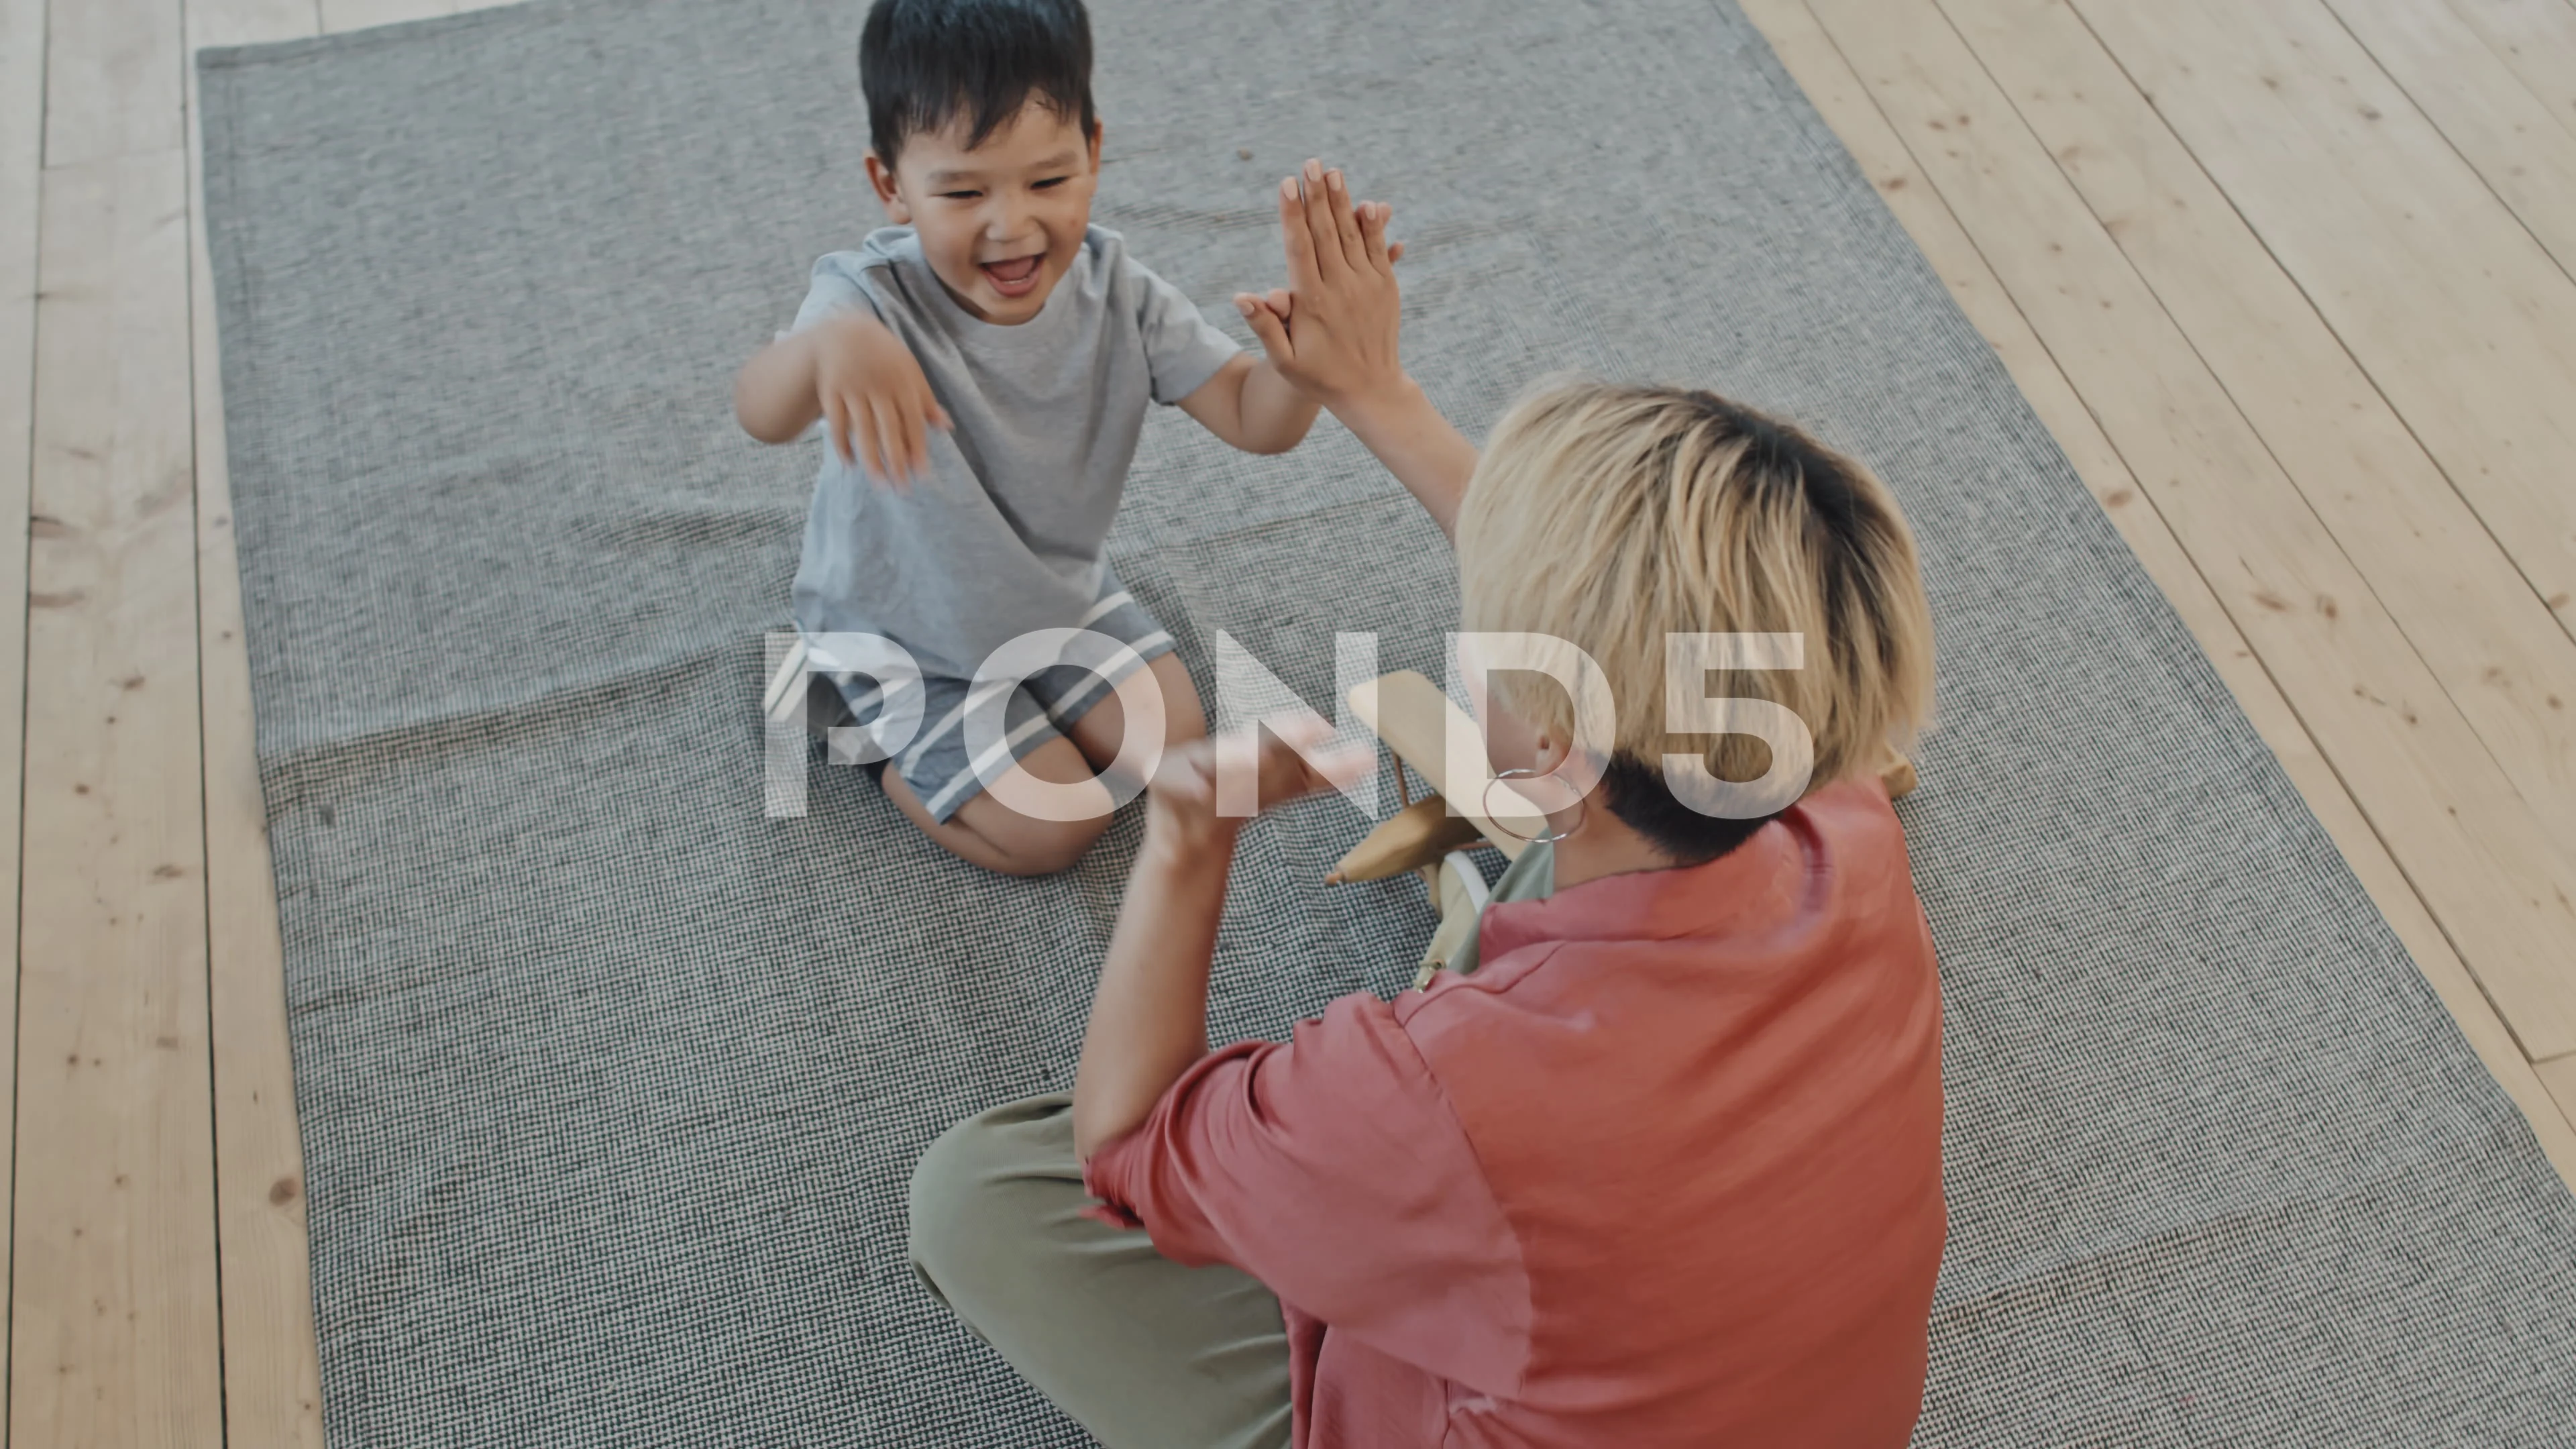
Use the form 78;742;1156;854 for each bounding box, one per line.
7;0;2576;1439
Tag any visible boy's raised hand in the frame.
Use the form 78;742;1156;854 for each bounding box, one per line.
810;311;951;486
1234;160;1405;407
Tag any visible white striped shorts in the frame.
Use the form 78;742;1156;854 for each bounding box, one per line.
771;577;1176;823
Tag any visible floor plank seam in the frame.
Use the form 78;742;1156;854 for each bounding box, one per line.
1927;0;2576;981
2312;0;2576;292
2050;0;2576;657
1794;0;2557;1070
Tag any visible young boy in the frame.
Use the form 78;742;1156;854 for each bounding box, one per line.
735;0;1326;875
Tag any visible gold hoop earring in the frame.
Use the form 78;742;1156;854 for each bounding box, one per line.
1484;767;1583;845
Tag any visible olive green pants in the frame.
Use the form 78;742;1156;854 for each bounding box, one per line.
905;844;1553;1446
908;1095;1296;1449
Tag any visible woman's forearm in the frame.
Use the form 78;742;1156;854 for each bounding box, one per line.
1071;820;1238;1159
1328;375;1480;539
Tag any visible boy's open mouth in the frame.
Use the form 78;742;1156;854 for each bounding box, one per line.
979;254;1044;298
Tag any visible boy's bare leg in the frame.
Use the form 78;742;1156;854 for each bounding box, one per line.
877;657;1208;877
1062;653;1208;780
881;738;1116;876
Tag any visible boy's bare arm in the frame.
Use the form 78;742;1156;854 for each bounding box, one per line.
1236;161;1478;539
734;327;827;444
1175;352;1322;456
733;311;950;483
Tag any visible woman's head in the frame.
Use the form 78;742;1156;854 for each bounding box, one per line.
1455;378;1934;864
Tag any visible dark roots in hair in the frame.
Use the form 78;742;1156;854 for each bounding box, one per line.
1597;753;1777;867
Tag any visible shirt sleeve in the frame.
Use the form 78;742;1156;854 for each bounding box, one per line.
1083;992;1532;1395
775;254;884;443
788;252;882;336
1124;256;1242;406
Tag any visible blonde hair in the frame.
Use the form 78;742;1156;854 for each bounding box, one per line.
1456;378;1934;818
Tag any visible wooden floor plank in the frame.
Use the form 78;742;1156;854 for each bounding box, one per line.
1922;0;2576;927
2323;0;2576;279
13;150;225;1449
2443;0;2576;140
317;0;451;34
0;0;48;1421
2063;0;2576;653
2542;1054;2576;1142
184;0;331;1442
42;0;185;167
1801;0;2576;1059
1741;0;2576;1185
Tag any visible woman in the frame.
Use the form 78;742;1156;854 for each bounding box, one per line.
906;162;1943;1448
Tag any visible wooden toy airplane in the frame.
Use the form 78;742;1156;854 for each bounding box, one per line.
1325;671;1917;986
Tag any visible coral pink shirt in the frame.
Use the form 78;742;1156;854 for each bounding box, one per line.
1085;778;1945;1448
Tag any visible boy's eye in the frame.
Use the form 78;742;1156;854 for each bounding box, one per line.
939;189;983;201
1032;176;1069;190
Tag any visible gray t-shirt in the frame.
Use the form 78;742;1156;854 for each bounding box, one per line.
786;225;1239;680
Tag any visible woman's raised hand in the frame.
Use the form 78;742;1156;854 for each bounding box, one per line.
1233;159;1405;407
1144;716;1374;852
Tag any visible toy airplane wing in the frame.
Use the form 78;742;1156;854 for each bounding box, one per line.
1327;670;1544;883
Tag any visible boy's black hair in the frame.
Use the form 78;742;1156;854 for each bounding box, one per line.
860;0;1097;165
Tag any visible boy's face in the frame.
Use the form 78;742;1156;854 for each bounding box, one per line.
866;101;1102;325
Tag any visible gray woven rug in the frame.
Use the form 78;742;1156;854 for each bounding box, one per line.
199;0;2576;1444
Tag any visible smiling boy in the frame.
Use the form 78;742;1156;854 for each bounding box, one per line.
736;0;1327;875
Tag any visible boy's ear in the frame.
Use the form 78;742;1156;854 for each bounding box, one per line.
1087;120;1105;172
864;152;911;223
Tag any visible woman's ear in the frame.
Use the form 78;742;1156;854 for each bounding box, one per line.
1530;733;1568;776
864;152;911;224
